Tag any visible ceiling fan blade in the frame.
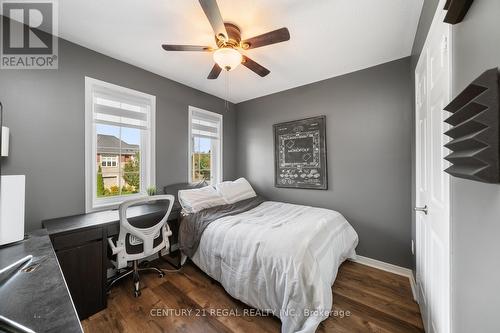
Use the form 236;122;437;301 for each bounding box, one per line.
198;0;228;41
207;64;222;79
241;55;270;77
162;44;212;52
241;27;290;49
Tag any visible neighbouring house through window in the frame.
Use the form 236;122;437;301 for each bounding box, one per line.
188;106;222;185
85;77;156;212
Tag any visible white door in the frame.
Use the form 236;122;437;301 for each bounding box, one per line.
415;3;451;333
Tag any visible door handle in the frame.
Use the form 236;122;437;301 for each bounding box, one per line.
414;205;428;215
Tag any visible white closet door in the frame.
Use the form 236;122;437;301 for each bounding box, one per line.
414;1;451;332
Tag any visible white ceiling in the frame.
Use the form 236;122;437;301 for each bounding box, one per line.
59;0;423;103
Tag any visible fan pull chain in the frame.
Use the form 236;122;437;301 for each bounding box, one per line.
224;70;230;110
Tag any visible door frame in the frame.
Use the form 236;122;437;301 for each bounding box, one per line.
414;0;452;332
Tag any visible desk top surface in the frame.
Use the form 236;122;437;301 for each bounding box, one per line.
0;229;83;333
42;202;181;236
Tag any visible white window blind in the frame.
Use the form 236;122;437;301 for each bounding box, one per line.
92;88;151;130
191;109;221;139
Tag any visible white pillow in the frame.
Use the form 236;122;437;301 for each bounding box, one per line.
216;178;256;204
178;186;226;214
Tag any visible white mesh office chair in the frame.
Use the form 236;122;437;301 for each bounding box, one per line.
107;195;174;297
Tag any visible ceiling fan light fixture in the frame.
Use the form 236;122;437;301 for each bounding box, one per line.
213;48;242;71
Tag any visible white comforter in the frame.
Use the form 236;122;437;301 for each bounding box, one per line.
190;201;359;333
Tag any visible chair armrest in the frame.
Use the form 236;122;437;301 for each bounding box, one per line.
165;224;173;237
107;237;124;255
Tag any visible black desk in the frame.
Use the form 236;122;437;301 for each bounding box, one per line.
42;203;182;319
0;230;82;333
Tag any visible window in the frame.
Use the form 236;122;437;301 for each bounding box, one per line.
188;106;222;185
101;156;118;167
85;77;155;212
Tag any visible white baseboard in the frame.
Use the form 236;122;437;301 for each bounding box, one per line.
349;255;417;301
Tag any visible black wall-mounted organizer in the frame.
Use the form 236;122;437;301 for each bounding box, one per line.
443;0;474;24
443;68;500;183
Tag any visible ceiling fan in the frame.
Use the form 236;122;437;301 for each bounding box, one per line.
161;0;290;79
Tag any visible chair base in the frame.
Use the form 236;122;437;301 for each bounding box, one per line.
107;260;165;297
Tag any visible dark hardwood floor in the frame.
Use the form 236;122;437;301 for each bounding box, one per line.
82;260;424;333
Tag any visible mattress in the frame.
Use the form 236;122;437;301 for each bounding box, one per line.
190;201;359;333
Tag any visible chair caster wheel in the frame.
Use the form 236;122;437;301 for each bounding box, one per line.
134;290;141;297
159;272;165;278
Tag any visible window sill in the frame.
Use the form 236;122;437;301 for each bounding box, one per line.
87;193;148;213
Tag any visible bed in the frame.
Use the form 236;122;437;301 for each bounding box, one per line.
178;190;358;333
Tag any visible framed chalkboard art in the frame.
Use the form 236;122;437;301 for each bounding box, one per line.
273;116;328;189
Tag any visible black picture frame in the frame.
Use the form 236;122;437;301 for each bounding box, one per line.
273;115;328;190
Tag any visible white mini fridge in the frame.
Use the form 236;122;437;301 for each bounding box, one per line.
0;175;25;245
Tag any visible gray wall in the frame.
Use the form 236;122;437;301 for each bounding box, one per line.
0;38;236;231
235;57;413;268
450;0;500;331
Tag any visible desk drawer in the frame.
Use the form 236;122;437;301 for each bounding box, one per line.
56;239;105;319
52;227;103;250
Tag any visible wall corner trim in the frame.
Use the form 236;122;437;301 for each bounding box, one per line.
349;255;417;301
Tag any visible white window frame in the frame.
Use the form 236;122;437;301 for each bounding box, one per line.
188;106;223;184
85;77;156;212
101;156;118;167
